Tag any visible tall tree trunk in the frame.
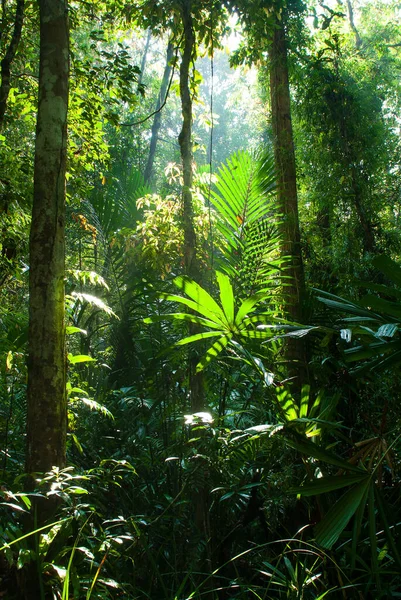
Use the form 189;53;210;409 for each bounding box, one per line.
26;0;69;477
351;167;375;254
269;17;306;375
0;0;24;130
144;39;174;184
177;1;210;578
178;0;203;413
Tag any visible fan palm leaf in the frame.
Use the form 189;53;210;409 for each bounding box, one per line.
145;271;276;372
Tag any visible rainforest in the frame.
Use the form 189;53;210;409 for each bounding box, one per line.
1;0;401;598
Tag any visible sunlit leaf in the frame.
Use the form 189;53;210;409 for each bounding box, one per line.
216;271;235;324
68;354;96;364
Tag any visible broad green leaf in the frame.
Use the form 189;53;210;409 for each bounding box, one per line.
195;336;230;372
66;326;87;336
355;280;401;300
342;316;380;323
175;331;224;346
260;560;286;583
67;487;89;495
372;254;401;287
315;289;382;320
345;339;401;362
71;292;117;318
68;354;96;364
68;387;88;396
285;436;365;473
276;388;298;421
240;329;272;339
216;271;235;324
351;481;370;571
292;474;369;496
360;294;401;319
352;348;401;375
144;312;223;330
174;276;227;324
0;502;29;513
376;323;399;338
315;478;372;549
159;293;226;325
299;384;310;419
235;294;267;325
76;398;114;419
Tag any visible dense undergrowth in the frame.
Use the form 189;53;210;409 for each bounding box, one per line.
1;151;401;599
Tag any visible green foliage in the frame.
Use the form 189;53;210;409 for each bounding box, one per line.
209;149;282;296
145;270;277;372
2;2;401;598
317;254;401;375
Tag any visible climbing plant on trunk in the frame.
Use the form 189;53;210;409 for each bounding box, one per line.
178;0;204;413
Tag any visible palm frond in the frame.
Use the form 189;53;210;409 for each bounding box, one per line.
209;149;282;296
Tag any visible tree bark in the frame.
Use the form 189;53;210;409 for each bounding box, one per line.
178;0;204;413
26;0;69;476
178;0;196;278
144;39;174;184
0;0;24;130
269;17;306;373
351;167;375;254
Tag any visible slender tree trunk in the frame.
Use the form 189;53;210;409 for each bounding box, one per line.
178;0;203;413
178;0;196;278
144;39;174;184
137;28;151;88
0;0;24;130
345;0;362;49
26;0;69;477
269;17;306;373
